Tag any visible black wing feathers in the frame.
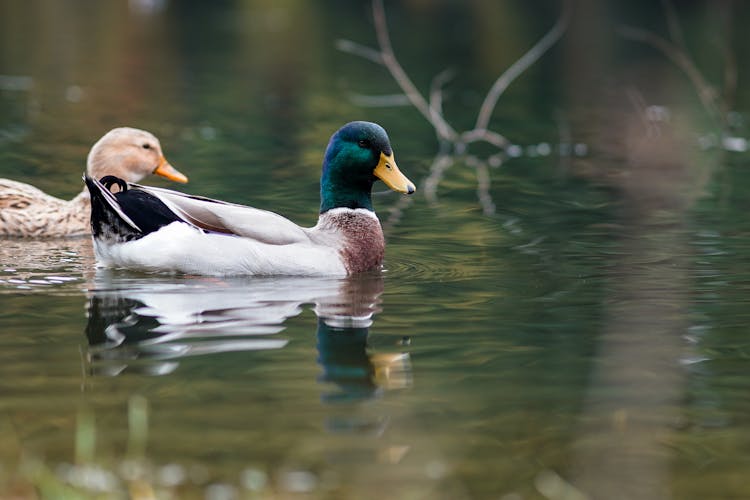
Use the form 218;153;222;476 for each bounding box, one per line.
85;174;184;243
114;188;183;235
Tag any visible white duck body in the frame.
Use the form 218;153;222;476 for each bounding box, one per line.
93;208;383;277
89;182;386;276
86;121;414;277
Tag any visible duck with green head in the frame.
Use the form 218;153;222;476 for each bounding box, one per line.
84;121;416;276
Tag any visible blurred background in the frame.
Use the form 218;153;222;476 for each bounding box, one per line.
2;1;750;499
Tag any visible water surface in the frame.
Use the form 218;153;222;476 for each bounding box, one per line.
2;1;750;499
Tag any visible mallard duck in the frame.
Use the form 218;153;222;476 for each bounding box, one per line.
0;127;187;238
85;121;415;276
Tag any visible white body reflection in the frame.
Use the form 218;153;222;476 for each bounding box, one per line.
85;270;410;398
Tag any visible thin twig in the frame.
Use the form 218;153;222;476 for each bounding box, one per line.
618;25;720;120
555;109;571;173
371;0;457;142
473;0;571;132
430;69;455;118
626;87;661;138
661;0;686;50
384;153;454;231
718;2;737;115
423;154;455;206
335;39;384;64
466;156;496;215
460;129;510;149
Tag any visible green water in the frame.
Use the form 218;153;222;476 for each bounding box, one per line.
2;1;750;499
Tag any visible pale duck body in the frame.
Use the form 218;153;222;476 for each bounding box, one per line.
0;180;91;238
0;127;188;238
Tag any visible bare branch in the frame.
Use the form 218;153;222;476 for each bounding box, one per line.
344;0;569;224
423;154;455;206
466;156;496;215
461;129;510;149
384;153;454;232
371;0;457;142
660;0;686;49
554;109;571;173
477;166;495;215
429;69;455;118
335;39;384;64
625;87;661;139
474;0;570;132
618;25;720;119
718;2;737;114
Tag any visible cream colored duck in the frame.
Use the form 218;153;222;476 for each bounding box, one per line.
84;121;415;276
0;127;187;238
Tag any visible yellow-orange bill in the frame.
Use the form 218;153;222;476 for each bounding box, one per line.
373;152;415;194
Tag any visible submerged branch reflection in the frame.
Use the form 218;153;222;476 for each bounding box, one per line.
84;271;411;400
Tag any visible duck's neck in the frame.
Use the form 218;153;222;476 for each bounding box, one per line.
319;175;374;213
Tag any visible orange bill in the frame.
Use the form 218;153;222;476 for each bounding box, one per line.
153;156;188;183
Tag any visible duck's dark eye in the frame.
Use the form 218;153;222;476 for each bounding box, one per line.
142;143;151;150
358;139;370;148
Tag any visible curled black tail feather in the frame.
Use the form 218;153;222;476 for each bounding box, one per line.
99;175;129;194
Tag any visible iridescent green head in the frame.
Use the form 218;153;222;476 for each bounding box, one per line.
319;121;415;213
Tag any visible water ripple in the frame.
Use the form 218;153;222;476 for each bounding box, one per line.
0;238;92;294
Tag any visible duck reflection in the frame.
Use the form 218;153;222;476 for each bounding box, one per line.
85;270;411;397
317;317;411;403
